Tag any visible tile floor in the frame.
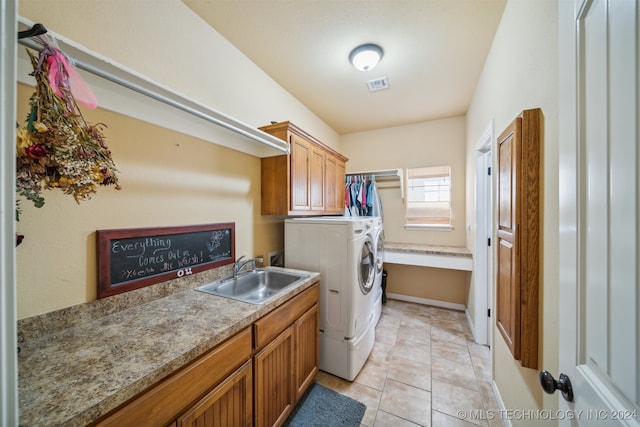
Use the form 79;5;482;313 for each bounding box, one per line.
315;299;504;427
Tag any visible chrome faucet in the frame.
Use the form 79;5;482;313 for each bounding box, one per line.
233;255;263;278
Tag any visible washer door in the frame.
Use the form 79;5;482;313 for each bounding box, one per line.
358;237;376;294
375;229;384;275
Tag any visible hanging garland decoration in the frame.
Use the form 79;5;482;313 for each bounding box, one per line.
16;43;121;244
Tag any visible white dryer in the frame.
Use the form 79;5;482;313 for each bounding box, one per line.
285;216;377;381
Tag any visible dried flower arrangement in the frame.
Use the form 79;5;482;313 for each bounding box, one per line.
16;45;121;244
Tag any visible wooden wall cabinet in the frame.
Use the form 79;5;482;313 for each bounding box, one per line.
260;121;347;216
93;282;319;427
496;108;541;369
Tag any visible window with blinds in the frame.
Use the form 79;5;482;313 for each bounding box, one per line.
405;166;452;228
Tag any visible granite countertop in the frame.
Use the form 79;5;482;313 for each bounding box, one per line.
384;242;472;257
18;267;320;426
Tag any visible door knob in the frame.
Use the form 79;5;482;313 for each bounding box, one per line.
539;370;574;402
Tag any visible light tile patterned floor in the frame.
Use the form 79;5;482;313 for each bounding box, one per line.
315;299;505;427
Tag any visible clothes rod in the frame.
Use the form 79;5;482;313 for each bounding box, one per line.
17;36;289;154
346;168;402;178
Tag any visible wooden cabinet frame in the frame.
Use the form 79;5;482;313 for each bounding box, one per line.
496;108;541;369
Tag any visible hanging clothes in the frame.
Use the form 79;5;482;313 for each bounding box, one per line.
344;174;382;218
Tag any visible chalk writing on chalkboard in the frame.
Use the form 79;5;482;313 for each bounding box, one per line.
97;223;235;299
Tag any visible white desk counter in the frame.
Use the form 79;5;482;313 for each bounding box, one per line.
383;242;473;271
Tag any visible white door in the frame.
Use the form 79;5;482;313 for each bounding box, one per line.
1;0;19;424
558;0;639;425
474;122;493;346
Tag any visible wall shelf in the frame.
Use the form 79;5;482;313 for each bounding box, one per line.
16;18;290;158
346;168;404;199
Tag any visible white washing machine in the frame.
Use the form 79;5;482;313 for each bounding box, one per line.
285;216;377;381
371;217;384;326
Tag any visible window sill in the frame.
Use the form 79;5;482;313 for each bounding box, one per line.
404;224;453;231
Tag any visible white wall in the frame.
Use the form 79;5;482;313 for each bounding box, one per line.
465;0;559;423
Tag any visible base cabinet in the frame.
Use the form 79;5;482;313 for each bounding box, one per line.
177;360;253;427
295;305;319;401
254;303;319;427
254;326;295;427
92;328;252;427
92;283;319;427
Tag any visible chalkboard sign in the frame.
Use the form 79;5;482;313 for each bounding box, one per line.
97;223;235;298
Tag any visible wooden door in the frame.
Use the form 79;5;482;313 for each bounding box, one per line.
290;134;311;211
557;0;640;423
254;325;295;427
295;305;319;401
177;360;252;427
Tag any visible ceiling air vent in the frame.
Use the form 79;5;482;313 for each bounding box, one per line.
366;77;389;92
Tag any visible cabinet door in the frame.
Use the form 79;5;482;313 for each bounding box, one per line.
254;325;295;427
496;117;521;360
324;153;346;214
496;109;540;369
290;134;311;211
295;304;319;401
310;145;325;212
177;360;253;427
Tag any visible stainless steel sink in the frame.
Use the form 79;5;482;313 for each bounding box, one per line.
195;268;309;304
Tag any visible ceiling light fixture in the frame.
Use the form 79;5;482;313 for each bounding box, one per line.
349;43;383;71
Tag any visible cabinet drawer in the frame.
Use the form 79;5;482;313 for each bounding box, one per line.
94;327;252;427
253;283;319;351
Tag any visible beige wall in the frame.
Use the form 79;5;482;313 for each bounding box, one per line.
15;84;282;318
385;264;470;306
340;117;468;305
341;116;467;247
18;0;340;151
15;0;335;318
465;0;559;424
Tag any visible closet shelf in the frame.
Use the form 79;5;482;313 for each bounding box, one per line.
16;18;289;158
346;168;404;199
346;168;402;178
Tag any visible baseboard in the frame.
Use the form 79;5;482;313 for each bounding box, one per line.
465;308;478;341
492;379;513;427
386;292;465;311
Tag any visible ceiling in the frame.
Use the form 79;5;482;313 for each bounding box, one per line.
182;0;507;135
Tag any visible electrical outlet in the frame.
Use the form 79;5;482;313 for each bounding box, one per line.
268;249;284;267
